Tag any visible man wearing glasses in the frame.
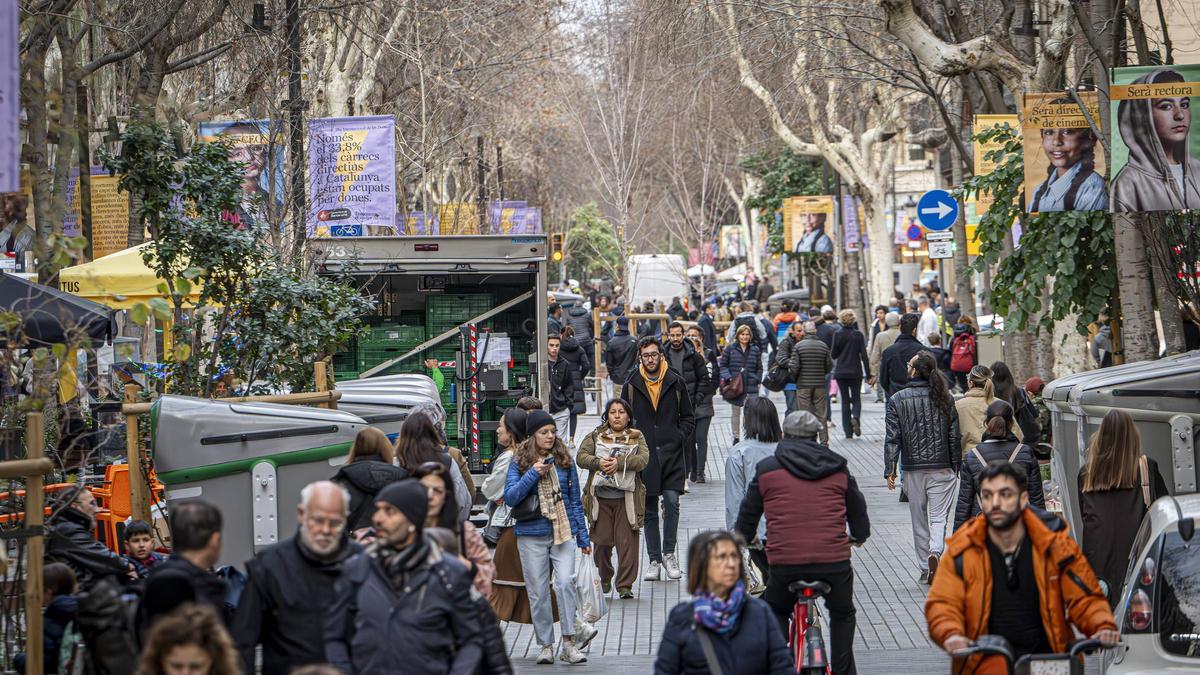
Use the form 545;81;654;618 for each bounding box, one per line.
926;463;1118;672
621;336;695;582
233;481;362;673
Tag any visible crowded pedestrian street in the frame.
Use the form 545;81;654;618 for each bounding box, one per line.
504;390;948;672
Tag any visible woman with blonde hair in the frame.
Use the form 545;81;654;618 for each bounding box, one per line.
331;427;408;532
953;365;1022;456
138;604;239;675
1079;409;1169;604
718;324;762;444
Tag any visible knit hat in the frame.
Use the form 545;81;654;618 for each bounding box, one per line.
526;409;556;437
884;313;900;327
1025;377;1045;395
375;479;429;530
783;411;822;439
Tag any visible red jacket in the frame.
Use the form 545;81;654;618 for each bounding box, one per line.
734;437;870;565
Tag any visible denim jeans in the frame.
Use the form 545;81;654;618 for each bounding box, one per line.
516;534;579;646
784;388;797;413
644;490;680;562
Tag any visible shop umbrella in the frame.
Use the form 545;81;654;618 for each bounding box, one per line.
0;272;117;346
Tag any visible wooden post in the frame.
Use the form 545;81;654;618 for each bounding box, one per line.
125;384;151;524
593;308;604;415
24;412;45;675
314;361;333;409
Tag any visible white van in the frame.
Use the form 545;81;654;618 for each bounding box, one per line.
627;254;688;310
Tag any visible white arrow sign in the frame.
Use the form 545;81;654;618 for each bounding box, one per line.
920;201;954;220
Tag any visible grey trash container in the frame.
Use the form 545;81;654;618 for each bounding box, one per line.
152;395;368;567
1044;350;1200;537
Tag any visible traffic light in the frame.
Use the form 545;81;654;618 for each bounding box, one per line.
551;232;564;262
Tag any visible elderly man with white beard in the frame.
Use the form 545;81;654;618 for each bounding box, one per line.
232;481;362;674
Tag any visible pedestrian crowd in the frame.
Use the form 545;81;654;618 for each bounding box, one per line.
25;280;1145;675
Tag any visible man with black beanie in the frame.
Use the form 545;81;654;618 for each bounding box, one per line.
325;479;482;674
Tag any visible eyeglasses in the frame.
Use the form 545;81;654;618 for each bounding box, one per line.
640;352;661;360
306;514;347;531
711;552;740;564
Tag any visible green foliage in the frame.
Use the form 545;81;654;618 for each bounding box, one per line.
954;124;1115;335
565;203;622;281
742;150;823;253
101;119;375;396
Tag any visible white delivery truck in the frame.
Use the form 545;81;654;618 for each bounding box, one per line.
626;254;688;309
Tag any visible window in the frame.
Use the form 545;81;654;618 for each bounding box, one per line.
1157;529;1200;658
907;144;925;162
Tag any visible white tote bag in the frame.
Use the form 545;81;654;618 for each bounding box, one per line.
575;554;609;622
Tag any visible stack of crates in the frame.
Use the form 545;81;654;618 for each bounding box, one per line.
332;338;359;381
356;324;426;376
426;293;493;444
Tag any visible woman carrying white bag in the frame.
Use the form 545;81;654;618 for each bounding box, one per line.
577;397;651;600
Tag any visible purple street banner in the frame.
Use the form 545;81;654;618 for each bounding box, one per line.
495;206;542;234
307;115;396;237
0;0;17;193
841;194;867;252
197;120;286;229
400;212;433;235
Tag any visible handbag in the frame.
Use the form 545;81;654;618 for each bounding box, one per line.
510;489;542;522
762;363;790;392
719;372;745;402
594;435;638;492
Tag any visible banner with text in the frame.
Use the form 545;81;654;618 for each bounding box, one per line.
1021;93;1107;213
782;195;835;255
1110;65;1200;211
307;115;396;237
197;120;285;230
973;114;1019;214
841;195;865;252
0;2;17;193
63;167;130;259
719;224;749;259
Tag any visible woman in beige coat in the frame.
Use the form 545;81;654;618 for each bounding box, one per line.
576;398;650;599
954;364;1022;454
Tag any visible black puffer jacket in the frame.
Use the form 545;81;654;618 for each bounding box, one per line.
333;457;410;531
565;306;594;348
692;347;718;418
605;331;638;384
789;335;833;388
662;339;710;410
547;357;575;414
45;508;129;590
559;336;592;414
883;379;961;476
953;434;1045;530
718;342;762;407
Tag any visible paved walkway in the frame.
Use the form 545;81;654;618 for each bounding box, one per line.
505;388;951;672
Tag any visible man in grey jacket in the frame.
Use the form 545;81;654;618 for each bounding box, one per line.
788;322;833;444
868;313;900;403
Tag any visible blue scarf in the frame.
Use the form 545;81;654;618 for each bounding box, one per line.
692;581;747;635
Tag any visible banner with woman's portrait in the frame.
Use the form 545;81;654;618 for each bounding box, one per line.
1110;65;1200;212
782;195;836;255
1021;93;1108;213
197;120;286;229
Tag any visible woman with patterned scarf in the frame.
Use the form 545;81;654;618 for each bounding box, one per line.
503;410;593;665
654;531;792;674
577;397;650;600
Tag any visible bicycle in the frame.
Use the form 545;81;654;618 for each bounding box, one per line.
787;579;832;675
954;635;1111;675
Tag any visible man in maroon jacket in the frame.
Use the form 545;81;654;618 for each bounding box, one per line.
736;410;871;675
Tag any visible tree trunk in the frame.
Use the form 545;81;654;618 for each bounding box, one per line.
1052;313;1092;379
1114;214;1159;361
949;83;975;312
861;187;894;306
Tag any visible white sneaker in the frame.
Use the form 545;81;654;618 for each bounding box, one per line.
536;645;555;664
559;641;587;664
644;560;662;581
663;553;682;580
575;621;598;650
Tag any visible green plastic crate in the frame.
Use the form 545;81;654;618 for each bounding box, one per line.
363;324;425;344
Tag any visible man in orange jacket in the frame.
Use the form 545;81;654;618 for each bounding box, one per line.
925;463;1119;674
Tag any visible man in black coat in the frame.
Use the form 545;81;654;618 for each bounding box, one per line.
234;481;362;674
546;333;575;439
621;337;695;583
138;499;231;635
663;321;711;486
325;480;482;674
45;488;131;590
604;316;638;387
880;313;926;399
696;303;718;354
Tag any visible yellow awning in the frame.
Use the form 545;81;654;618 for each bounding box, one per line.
58;244;202;309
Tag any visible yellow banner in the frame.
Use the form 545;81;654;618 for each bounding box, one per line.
74;174;131;259
1110;81;1200;99
1022;95;1102;129
973;114;1018;213
781;195;835;255
436;203;479;235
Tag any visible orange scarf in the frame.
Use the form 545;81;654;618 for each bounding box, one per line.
640;363;665;409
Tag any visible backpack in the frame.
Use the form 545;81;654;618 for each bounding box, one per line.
950;333;976;373
733;314;758;339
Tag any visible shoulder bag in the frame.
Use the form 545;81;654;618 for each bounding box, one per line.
510;473;543;522
693;620;725;675
719;349;747;401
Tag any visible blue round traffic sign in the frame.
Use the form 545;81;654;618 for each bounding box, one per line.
906;224;922;241
916;189;959;232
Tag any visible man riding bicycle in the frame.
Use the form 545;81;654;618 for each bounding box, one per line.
736;410;870;675
925;463;1119;674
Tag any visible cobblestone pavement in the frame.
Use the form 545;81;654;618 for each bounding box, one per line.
505;388;952;673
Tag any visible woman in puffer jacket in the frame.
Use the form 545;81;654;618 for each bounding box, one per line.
953;400;1045;531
